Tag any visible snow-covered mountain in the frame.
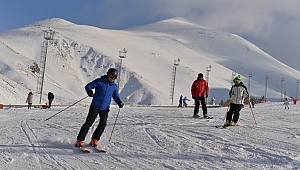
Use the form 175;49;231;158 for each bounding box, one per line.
0;17;299;105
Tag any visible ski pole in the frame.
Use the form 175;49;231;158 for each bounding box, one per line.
108;108;121;143
249;103;258;127
44;96;89;121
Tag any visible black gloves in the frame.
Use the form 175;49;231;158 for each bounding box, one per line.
87;90;93;97
192;96;195;99
118;102;124;108
206;95;208;98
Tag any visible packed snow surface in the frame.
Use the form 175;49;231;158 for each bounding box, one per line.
0;102;299;169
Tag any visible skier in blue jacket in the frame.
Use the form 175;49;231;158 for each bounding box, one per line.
183;97;190;107
75;68;124;147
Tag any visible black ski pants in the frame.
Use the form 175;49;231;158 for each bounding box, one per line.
193;97;207;115
77;105;109;141
28;103;32;109
48;99;53;108
226;103;243;123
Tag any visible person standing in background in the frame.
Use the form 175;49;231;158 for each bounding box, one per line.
183;96;190;107
48;92;54;108
191;73;210;118
26;92;33;109
284;98;290;109
178;95;183;107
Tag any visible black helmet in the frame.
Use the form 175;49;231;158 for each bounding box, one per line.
107;68;118;76
198;73;203;78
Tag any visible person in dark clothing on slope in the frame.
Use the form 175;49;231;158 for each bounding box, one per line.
75;68;124;147
191;73;210;118
225;75;249;126
48;92;54;108
284;98;290;109
178;95;183;107
251;100;255;108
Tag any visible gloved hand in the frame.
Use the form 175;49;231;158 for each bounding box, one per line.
206;95;208;98
192;96;195;99
87;90;93;97
118;102;124;108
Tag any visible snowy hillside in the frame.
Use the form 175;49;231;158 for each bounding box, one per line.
0;17;299;105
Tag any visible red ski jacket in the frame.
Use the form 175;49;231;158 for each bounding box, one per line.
191;79;210;98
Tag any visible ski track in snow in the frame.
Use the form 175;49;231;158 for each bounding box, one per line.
0;103;300;169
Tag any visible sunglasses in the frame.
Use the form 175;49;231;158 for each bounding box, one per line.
108;75;117;80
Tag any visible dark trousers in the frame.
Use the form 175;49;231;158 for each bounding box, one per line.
77;105;109;141
183;102;187;107
28;103;32;109
178;102;182;107
48;99;53;108
194;97;207;115
226;103;243;123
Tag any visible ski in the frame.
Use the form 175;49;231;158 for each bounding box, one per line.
193;116;213;119
92;146;106;153
202;116;213;119
75;146;106;153
215;124;239;129
77;147;91;153
215;125;227;129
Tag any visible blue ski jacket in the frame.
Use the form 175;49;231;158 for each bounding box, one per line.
85;75;122;110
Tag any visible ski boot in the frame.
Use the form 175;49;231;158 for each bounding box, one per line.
89;139;98;147
75;140;84;147
193;114;200;118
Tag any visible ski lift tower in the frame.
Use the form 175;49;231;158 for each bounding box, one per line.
170;58;180;105
297;80;300;100
248;73;252;96
265;74;269;103
37;28;55;104
206;65;212;83
117;48;127;91
281;77;284;102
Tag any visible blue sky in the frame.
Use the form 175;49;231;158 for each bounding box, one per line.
1;0;300;71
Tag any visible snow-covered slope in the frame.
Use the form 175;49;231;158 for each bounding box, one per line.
0;17;299;105
0;103;300;169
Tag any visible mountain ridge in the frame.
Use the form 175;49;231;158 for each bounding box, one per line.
0;17;299;105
